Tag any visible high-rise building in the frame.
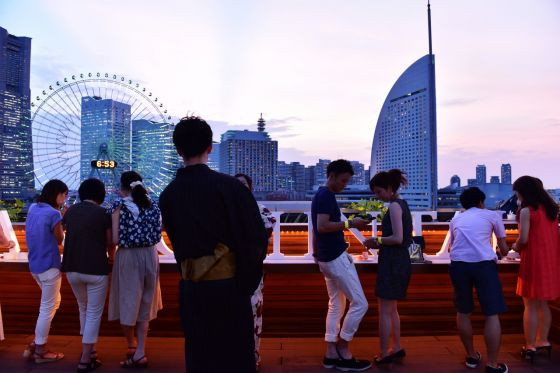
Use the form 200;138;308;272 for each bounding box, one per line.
467;179;477;186
276;161;294;191
314;159;331;187
276;161;306;196
0;27;33;199
490;176;500;184
219;116;278;192
476;164;486;185
131;119;176;194
291;162;306;194
501;163;512;185
304;165;315;192
349;161;366;185
80;96;131;190
208;142;220;172
370;3;438;210
364;168;370;183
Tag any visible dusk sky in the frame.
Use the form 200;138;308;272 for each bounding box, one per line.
1;0;559;188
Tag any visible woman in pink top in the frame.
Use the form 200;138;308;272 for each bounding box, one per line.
513;176;560;362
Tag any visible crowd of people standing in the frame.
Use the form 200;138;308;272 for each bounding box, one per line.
18;116;560;372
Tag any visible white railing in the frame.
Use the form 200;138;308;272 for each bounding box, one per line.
1;205;522;265
259;201;440;264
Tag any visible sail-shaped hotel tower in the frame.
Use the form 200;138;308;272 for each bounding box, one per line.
370;2;437;210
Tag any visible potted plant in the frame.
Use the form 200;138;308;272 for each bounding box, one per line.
347;199;387;222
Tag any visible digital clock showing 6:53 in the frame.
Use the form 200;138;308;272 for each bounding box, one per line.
90;160;118;169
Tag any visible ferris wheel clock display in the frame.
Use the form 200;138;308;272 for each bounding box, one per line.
31;73;177;196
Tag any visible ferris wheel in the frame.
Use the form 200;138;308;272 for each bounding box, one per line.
31;73;178;196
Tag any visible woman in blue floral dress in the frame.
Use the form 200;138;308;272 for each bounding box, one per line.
108;171;163;369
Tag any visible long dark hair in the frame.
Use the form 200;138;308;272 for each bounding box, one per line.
37;179;68;208
513;176;558;221
120;171;151;209
369;169;408;193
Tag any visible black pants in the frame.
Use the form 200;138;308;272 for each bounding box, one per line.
180;278;256;373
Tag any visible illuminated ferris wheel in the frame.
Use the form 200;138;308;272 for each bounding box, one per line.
31;73;177;195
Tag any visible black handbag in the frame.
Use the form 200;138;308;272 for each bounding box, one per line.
408;236;426;263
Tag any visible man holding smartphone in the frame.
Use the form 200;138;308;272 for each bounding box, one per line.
312;159;372;372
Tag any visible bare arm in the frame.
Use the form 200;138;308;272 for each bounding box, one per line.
0;226;15;249
111;208;120;247
53;221;64;244
496;237;510;256
317;213;345;233
317;214;369;234
514;207;530;251
106;228;116;260
447;221;455;252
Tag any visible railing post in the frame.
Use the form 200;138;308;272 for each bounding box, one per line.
366;212;380;237
267;211;285;260
304;211;314;259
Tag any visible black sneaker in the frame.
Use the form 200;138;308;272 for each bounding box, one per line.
335;357;372;372
465;351;482;368
323;357;340;369
485;363;509;373
390;349;406;359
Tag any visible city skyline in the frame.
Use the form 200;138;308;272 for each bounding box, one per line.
1;0;559;188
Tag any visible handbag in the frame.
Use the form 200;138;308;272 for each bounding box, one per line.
408;236;425;263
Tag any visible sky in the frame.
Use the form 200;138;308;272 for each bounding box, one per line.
1;0;559;188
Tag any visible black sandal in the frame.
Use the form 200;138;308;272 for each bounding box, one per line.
120;355;148;369
77;358;101;372
536;344;552;357
374;354;393;365
126;346;137;359
521;346;536;363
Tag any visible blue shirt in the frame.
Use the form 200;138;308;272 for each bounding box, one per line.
311;187;347;262
25;203;62;274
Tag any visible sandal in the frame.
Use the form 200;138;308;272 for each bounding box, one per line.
126;346;137;359
77;358;101;372
374;354;393;364
120;355;148;369
33;350;64;364
22;342;36;359
521;346;536;364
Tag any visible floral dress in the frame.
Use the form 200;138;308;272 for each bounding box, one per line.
252;203;276;367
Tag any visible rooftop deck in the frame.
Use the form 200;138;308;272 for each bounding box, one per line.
1;334;559;372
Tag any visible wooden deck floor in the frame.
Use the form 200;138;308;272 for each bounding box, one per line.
0;334;558;372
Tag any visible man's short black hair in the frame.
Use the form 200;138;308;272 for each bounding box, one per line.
173;116;213;159
78;178;106;204
460;187;486;209
326;159;354;177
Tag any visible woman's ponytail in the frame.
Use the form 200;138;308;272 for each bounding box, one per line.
120;171;152;209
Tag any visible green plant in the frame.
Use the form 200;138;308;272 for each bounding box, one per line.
0;199;24;221
347;199;387;222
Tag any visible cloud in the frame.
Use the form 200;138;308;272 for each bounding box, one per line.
440;98;478;107
540;118;560;127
